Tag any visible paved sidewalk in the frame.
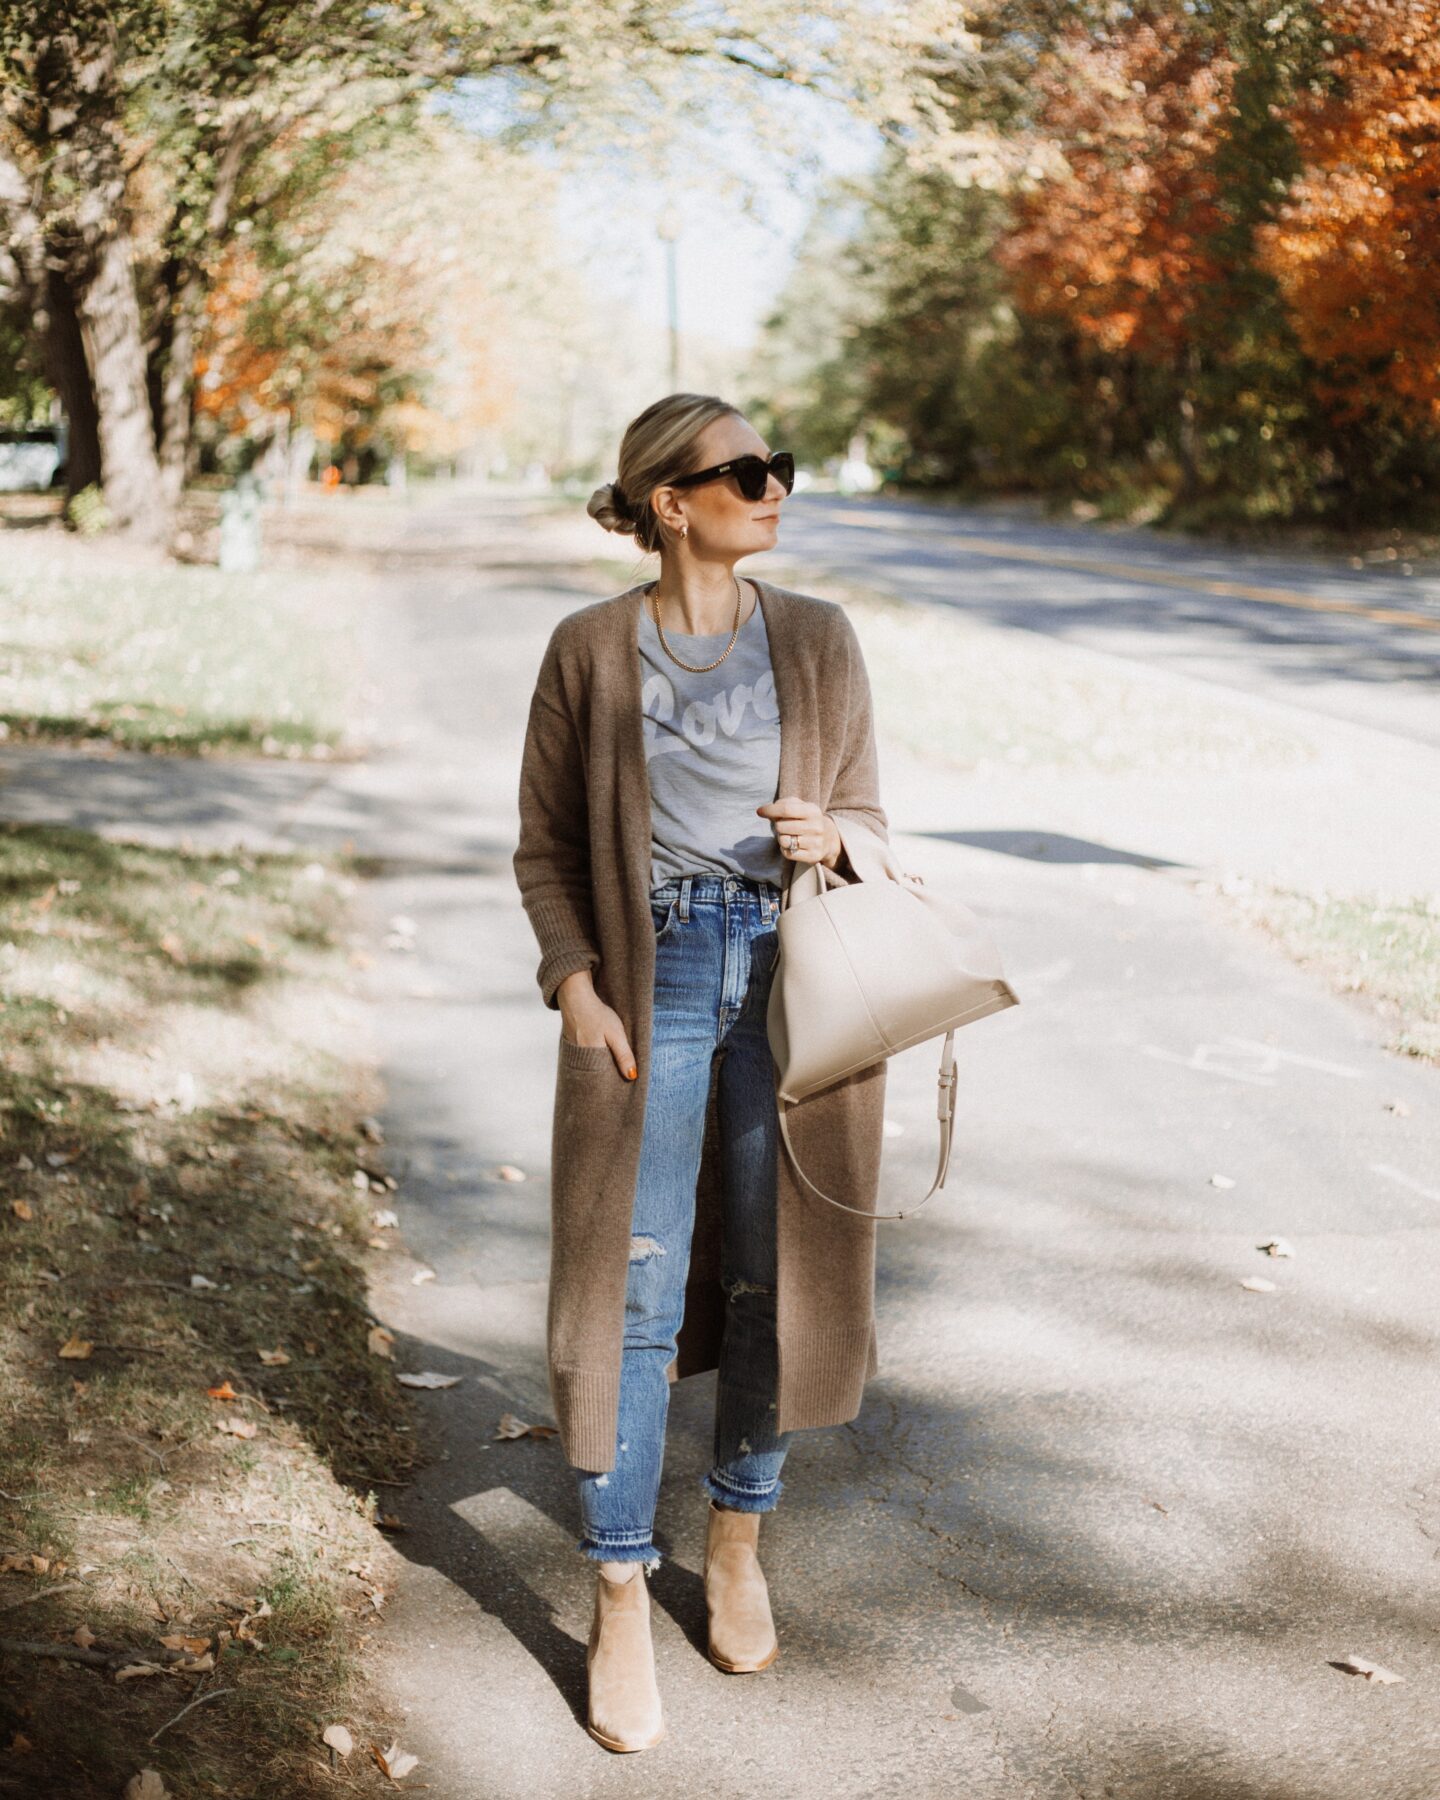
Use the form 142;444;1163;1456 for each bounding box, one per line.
3;492;1438;1797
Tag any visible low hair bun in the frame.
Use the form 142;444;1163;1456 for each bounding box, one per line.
587;480;636;536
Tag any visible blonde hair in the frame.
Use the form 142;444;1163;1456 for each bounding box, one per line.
587;393;740;555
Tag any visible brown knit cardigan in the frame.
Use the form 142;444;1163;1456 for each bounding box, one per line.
513;575;894;1472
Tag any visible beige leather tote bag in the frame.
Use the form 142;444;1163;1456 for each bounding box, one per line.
767;835;1020;1220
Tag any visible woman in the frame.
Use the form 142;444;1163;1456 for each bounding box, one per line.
512;392;894;1754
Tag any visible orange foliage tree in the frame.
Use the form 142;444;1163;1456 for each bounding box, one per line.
996;12;1239;360
1256;0;1440;431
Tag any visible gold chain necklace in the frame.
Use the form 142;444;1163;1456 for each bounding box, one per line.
649;575;745;674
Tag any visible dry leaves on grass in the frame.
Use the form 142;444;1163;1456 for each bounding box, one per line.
11;1198;33;1221
58;1332;93;1360
368;1326;396;1360
115;1662;167;1682
123;1773;170;1800
323;1723;355;1760
1;1552;63;1574
206;1380;238;1401
493;1412;558;1441
257;1347;291;1367
214;1415;258;1439
372;1740;420;1782
396;1371;461;1390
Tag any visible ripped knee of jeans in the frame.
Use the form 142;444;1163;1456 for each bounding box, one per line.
723;1276;775;1300
629;1235;667;1263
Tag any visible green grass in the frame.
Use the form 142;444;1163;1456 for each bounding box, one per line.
0;823;414;1796
0;538;364;755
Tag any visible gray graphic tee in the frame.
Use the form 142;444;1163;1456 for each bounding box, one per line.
638;590;786;891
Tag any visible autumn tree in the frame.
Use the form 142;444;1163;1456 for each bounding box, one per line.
1257;1;1440;434
1;1;974;542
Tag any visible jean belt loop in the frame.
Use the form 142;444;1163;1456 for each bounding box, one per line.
679;875;692;922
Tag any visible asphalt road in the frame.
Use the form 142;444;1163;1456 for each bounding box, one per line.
762;491;1440;751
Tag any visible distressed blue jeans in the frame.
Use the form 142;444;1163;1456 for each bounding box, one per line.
576;873;792;1569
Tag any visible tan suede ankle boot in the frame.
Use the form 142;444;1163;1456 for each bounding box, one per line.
585;1562;665;1752
703;1501;779;1673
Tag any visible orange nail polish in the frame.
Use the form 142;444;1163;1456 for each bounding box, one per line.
626;1067;637;1080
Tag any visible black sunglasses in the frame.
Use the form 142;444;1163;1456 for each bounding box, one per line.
668;451;795;502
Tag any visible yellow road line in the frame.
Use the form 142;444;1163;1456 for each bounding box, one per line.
826;513;1440;633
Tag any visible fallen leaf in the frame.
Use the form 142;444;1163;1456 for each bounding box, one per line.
367;1235;391;1250
10;1199;33;1221
372;1739;420;1782
158;1634;210;1655
1257;1238;1294;1258
174;1651;214;1673
323;1723;355;1758
189;1273;218;1290
58;1332;93;1360
396;1371;461;1389
371;1208;399;1230
495;1164;526;1183
1239;1277;1276;1293
367;1326;396;1360
72;1623;96;1649
9;1732;32;1752
493;1412;559;1440
115;1662;166;1682
207;1381;238;1402
1332;1654;1404;1684
377;1513;405;1532
215;1416;258;1439
257;1347;291;1367
1209;1173;1236;1189
122;1771;169;1800
410;1269;436;1286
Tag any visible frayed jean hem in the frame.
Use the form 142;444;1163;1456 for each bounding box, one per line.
577;1536;661;1571
701;1470;784;1513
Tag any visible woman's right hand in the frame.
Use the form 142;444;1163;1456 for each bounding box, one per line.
556;971;637;1080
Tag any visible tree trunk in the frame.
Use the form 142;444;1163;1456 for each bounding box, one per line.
76;223;167;543
39;261;103;499
155;273;200;510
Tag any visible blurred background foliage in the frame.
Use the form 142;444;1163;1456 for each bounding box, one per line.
2;0;1439;540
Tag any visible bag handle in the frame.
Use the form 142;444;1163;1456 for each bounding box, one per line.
777;1030;957;1222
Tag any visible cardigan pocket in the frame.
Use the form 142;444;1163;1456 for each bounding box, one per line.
559;1035;620;1073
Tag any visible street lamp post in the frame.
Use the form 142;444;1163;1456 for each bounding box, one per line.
656;207;681;391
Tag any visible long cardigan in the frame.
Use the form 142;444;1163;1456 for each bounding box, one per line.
512;575;895;1472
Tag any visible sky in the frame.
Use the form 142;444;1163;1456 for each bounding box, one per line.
550;97;878;347
542;89;881;353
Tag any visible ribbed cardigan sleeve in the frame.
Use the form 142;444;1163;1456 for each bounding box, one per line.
513;631;601;1010
825;607;890;879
